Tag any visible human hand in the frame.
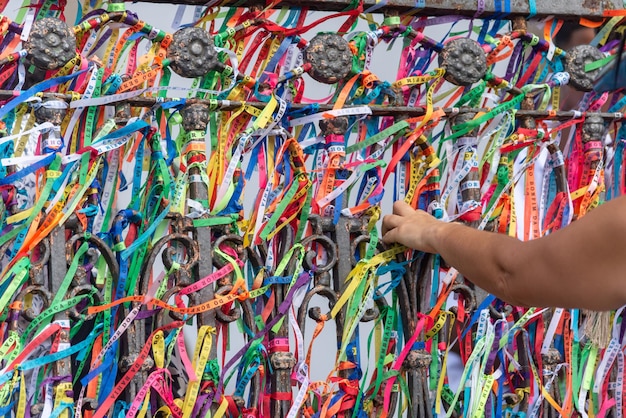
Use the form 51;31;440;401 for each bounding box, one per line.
381;201;442;253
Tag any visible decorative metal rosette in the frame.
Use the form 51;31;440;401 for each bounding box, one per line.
303;33;352;84
168;27;219;78
564;45;605;92
438;38;487;86
24;17;77;70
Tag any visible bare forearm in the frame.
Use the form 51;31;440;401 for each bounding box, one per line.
427;206;626;310
382;198;626;310
426;222;525;304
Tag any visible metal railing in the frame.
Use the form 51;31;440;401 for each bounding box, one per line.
0;0;624;417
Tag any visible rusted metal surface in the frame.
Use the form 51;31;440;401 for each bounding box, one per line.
24;17;76;70
33;98;68;154
541;347;564;418
179;103;218;351
133;0;622;18
319;116;349;136
168;27;219;78
564;45;605;91
6;2;622;417
28;174;403;417
303;33;353;84
451;111;480;221
579;114;607;203
181;102;212;132
582;113;608;145
438;39;487;86
49;227;71;381
33;99;68;127
403;350;433;418
2;90;624;121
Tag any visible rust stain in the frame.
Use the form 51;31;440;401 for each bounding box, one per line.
601;0;617;13
582;0;601;12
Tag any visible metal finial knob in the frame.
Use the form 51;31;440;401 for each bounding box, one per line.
180;102;210;132
450;109;479;137
33;99;68;126
582;113;607;143
319;116;349;136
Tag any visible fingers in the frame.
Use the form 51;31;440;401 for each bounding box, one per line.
381;227;398;244
382;201;417;243
381;213;402;236
392;200;416;216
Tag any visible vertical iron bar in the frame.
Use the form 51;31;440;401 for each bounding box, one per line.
180;102;217;357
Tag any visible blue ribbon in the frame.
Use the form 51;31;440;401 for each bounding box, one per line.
0;152;56;186
0;68;90;120
461;294;496;339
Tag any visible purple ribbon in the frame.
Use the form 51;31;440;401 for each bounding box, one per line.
208;271;312;406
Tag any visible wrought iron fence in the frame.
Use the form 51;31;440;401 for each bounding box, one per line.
0;0;624;417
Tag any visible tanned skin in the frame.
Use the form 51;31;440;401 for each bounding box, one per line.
381;197;626;311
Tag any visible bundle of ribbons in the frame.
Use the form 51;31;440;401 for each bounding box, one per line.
0;0;623;416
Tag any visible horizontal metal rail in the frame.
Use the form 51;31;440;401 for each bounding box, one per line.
5;90;623;121
136;0;620;19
